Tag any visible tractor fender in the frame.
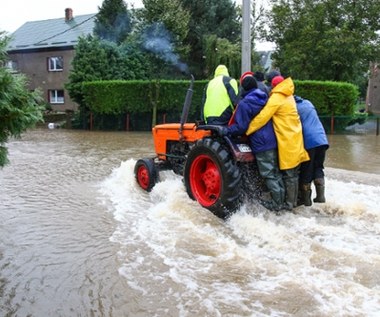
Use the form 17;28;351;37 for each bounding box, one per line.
196;124;255;163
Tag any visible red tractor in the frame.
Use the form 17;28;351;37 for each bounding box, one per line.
134;76;266;219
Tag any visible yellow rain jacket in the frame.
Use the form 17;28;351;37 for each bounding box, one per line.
246;77;309;170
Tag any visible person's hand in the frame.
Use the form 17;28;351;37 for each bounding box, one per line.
221;127;229;136
213;125;228;136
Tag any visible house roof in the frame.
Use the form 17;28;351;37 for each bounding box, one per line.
7;13;96;51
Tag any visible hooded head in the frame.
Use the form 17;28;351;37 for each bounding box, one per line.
242;75;258;91
266;70;281;84
240;71;254;85
271;75;285;88
253;71;265;82
214;65;229;77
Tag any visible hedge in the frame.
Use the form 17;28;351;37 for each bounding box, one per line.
294;80;359;116
82;79;208;119
82;79;359;124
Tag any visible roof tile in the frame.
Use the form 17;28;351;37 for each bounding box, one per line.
8;13;96;50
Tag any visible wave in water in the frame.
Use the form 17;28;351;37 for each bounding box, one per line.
100;159;380;316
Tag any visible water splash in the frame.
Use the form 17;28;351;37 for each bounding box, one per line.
101;160;380;316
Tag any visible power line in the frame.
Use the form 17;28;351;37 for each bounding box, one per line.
34;14;96;45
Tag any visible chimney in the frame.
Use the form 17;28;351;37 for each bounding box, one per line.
65;8;73;21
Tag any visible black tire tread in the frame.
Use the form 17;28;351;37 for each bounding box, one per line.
184;138;242;219
134;158;158;192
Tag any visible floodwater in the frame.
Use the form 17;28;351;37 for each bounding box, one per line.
0;129;379;317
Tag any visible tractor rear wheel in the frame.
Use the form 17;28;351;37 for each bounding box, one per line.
134;158;157;192
184;138;242;219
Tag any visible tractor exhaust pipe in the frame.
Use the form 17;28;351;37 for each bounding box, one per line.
179;74;194;140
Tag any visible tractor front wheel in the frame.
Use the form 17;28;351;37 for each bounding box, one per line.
184;138;242;219
134;158;157;192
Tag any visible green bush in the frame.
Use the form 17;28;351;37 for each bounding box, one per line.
81;78;361;131
347;111;368;126
83;79;207;115
294;80;359;116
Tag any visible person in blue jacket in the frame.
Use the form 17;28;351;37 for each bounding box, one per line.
295;96;329;206
224;74;285;211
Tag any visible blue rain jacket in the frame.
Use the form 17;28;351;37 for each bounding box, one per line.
227;88;277;153
295;96;329;150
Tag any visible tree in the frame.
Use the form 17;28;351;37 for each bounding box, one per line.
265;0;380;84
141;0;190;58
94;0;132;44
67;35;121;107
137;22;191;78
135;0;194;78
0;33;44;167
249;1;269;72
203;34;241;78
178;0;241;78
66;35;149;108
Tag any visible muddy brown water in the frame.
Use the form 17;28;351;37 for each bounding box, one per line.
0;129;379;317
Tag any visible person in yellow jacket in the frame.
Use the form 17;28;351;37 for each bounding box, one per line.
246;75;309;210
202;65;239;125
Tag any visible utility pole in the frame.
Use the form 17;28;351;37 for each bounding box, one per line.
241;0;251;74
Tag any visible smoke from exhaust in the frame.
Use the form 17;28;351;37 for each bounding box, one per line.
142;22;189;74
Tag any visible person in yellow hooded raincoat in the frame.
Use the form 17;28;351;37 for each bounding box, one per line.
246;75;309;210
202;65;239;125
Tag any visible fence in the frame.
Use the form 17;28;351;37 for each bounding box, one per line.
80;112;380;136
320;116;380;135
84;110;201;132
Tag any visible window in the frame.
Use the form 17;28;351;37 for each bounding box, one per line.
49;90;64;104
48;56;63;71
5;60;18;72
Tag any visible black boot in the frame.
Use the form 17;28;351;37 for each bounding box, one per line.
313;178;326;203
282;167;299;210
297;199;304;207
262;200;282;212
300;183;312;206
284;178;298;209
265;176;285;209
297;183;304;206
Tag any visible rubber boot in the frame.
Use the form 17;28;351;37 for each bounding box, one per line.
265;177;285;210
284;178;298;210
313;178;326;203
262;200;281;212
300;183;312;206
297;183;304;206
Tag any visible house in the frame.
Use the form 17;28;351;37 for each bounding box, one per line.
257;50;273;72
6;8;96;111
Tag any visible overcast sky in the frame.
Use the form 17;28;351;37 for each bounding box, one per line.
0;0;143;33
0;0;273;50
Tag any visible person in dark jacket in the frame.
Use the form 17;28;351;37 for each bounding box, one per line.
253;71;270;95
295;96;329;206
240;71;269;96
264;70;281;93
225;74;285;211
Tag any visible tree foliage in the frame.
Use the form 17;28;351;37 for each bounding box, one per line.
141;0;190;57
265;0;380;83
94;0;132;44
0;33;44;167
70;0;243;92
66;35;149;108
178;0;241;78
203;34;241;78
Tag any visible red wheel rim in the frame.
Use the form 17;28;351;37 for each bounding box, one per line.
189;154;221;207
137;165;150;190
